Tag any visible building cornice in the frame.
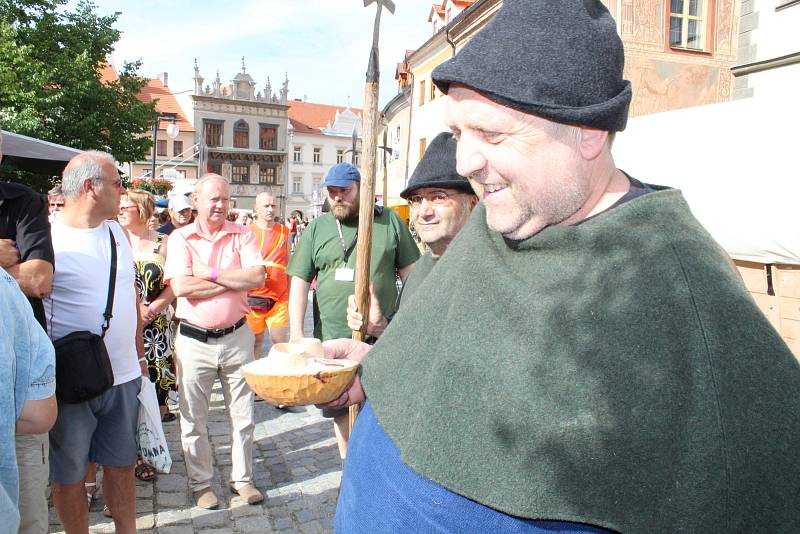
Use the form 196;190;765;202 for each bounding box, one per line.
191;94;289;113
407;0;500;68
381;88;411;121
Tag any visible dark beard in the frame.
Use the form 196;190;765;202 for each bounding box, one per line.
331;202;358;221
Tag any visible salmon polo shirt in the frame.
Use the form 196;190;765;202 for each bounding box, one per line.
165;220;263;329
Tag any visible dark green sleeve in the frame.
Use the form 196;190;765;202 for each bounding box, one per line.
388;209;420;269
286;221;316;282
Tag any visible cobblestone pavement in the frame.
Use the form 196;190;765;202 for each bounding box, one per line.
49;297;342;533
49;399;341;534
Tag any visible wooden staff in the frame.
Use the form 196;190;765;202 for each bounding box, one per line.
350;0;395;432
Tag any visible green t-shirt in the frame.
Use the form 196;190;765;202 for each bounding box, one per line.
287;208;420;341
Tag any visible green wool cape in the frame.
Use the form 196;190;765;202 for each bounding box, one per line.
361;190;800;533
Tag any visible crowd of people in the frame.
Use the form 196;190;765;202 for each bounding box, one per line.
2;1;799;533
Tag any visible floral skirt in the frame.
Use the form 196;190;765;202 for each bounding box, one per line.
143;314;177;406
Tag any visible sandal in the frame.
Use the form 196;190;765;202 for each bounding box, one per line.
85;482;97;508
135;457;157;482
103;504;113;518
161;411;176;423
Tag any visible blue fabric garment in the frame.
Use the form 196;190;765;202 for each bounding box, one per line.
336;402;611;534
0;267;56;530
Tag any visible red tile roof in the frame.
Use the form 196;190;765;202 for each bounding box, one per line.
288;100;362;136
136;79;194;132
429;3;445;22
98;62;119;84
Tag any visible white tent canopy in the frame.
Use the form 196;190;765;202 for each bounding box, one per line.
614;95;799;265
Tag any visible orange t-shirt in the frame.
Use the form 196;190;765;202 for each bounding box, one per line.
247;223;289;301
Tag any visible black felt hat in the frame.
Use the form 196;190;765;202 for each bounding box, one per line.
432;0;632;132
400;132;475;199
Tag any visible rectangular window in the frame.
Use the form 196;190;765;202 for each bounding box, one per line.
669;0;707;51
173;140;183;156
156;139;167;157
419;137;427;160
312;174;322;190
234;129;248;148
259;126;277;150
204;121;223;147
336;149;344;164
292;175;303;194
430;81;436;101
231;165;249;184
419;80;426;105
259;166;276;185
207;161;222;176
293;145;302;163
313;147;321;164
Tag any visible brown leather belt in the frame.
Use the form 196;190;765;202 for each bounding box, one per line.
180;317;246;342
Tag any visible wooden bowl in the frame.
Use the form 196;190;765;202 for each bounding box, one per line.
242;340;359;406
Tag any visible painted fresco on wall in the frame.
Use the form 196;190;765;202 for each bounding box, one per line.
626;57;721;116
633;0;663;45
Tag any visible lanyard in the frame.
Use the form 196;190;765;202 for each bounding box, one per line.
335;220;358;265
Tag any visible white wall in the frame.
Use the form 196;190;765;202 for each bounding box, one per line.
287;132;355;216
750;1;800;61
613;94;800;264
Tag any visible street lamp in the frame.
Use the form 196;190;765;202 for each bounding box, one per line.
282;120;294;219
150;115;180;179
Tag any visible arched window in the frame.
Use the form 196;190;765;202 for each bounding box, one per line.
233;120;249;148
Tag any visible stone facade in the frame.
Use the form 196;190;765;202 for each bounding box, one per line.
191;58;290;212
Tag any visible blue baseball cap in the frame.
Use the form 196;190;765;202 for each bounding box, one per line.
320;163;360;188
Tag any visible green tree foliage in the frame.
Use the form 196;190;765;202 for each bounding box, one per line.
0;0;156;168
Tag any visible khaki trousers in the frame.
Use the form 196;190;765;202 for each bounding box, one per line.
174;323;255;492
15;433;49;534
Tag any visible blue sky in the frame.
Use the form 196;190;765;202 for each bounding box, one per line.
85;0;436;112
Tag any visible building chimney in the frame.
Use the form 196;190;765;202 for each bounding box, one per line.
160;72;169;87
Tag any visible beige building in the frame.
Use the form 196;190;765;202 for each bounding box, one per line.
382;0;741;194
191;59;290;211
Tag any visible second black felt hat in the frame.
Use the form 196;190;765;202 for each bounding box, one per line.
400;132;475;200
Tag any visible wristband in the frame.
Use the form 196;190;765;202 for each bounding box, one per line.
210;267;218;282
138;357;147;363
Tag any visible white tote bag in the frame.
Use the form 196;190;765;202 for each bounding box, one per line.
136;376;172;474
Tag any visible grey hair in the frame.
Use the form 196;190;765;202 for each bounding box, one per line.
61;150;117;199
47;183;63;199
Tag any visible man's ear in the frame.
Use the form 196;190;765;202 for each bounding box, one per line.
578;127;609;161
468;194;479;210
82;178;95;194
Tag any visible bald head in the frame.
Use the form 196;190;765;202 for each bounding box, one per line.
194;173;229;195
254;192;278;229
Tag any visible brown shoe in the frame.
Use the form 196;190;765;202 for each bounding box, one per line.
230;483;264;505
192;487;219;509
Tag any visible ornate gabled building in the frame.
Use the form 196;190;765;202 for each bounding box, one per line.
191;58;290;211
